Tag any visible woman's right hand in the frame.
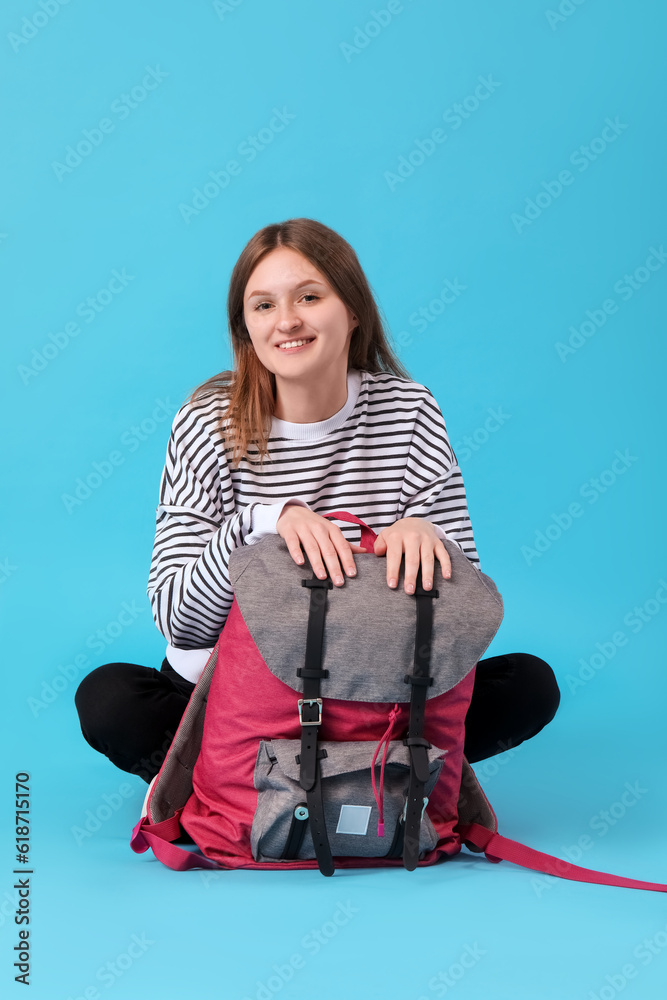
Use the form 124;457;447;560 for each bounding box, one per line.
276;505;367;587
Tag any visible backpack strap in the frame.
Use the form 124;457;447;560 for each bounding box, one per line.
402;567;439;871
131;812;223;871
321;510;378;551
297;573;335;877
459;822;667;893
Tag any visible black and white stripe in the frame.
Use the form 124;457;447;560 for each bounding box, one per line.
147;369;481;654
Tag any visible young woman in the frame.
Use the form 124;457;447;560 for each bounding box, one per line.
75;217;560;784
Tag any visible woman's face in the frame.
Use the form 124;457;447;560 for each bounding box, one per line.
243;247;358;383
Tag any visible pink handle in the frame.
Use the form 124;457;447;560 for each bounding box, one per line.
321;510;377;550
460;822;667;893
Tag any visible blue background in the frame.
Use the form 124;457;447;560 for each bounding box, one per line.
2;1;666;997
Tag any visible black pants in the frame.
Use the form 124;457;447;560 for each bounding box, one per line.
74;652;561;783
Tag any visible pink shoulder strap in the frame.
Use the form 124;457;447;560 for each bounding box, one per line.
459;822;667;893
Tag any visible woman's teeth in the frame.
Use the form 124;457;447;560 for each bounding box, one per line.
278;339;314;350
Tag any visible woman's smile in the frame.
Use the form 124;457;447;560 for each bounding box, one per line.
275;337;316;353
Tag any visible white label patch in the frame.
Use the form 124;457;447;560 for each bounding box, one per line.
335;804;371;836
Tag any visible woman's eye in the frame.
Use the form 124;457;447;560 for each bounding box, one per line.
255;294;319;311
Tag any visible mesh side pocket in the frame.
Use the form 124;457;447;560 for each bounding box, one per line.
251;738;446;863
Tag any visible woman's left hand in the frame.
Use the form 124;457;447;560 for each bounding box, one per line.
372;517;451;593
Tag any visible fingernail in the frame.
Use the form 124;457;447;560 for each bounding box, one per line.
424;580;432;589
389;578;397;588
335;576;344;586
348;568;357;576
406;583;414;593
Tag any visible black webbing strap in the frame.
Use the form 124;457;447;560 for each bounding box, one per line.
297;574;335;877
402;567;439;871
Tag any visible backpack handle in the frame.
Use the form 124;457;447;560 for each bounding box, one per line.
321;510;378;551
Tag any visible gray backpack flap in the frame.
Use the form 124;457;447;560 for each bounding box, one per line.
228;533;504;703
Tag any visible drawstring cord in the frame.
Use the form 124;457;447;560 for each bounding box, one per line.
371;703;400;837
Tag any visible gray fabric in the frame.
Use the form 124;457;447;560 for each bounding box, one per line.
148;647;218;824
251;738;445;862
230;534;504;702
457;756;497;852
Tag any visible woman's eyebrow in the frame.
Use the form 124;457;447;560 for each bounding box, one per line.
246;279;326;299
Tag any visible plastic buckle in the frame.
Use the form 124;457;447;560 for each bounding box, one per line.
298;698;323;726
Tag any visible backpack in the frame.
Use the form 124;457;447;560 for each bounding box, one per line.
131;511;667;893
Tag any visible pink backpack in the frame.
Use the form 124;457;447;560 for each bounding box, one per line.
131;512;666;893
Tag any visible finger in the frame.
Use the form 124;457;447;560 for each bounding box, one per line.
385;535;406;590
435;540;451;579
281;529;309;567
402;537;422;594
310;527;347;586
292;530;330;580
328;531;359;579
420;540;436;590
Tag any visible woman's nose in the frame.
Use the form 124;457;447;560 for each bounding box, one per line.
276;307;300;330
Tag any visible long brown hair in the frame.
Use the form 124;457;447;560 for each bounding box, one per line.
189;217;412;468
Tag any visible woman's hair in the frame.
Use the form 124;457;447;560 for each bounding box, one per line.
189;217;412;468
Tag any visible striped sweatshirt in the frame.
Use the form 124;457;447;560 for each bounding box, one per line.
147;368;481;682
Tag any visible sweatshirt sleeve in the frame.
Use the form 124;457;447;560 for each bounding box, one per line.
398;390;481;570
147;401;261;648
245;498;311;547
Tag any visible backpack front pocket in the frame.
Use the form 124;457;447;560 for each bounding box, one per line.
251;738;446;863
